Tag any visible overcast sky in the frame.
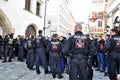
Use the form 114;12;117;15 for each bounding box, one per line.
68;0;92;22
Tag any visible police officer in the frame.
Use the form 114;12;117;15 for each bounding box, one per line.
26;34;35;70
0;35;3;59
103;28;120;80
63;24;92;80
85;34;94;80
17;35;25;62
2;34;15;62
35;30;49;74
47;34;63;79
58;36;66;72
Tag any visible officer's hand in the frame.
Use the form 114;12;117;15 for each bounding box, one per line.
94;53;96;55
69;53;73;58
13;48;15;51
105;53;108;56
105;51;109;56
117;74;120;80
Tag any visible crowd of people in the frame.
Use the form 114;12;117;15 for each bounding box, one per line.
0;24;120;80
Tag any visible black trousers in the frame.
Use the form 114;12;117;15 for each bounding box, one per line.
26;49;35;69
4;45;13;61
69;54;89;80
50;53;62;77
108;52;120;80
0;46;3;58
35;48;48;73
88;56;93;80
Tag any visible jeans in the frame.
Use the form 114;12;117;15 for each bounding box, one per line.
96;51;105;70
35;48;48;73
105;56;108;73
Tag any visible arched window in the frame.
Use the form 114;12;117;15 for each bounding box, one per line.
25;25;36;37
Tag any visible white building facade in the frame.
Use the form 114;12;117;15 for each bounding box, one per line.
106;0;120;33
0;0;45;37
45;0;75;37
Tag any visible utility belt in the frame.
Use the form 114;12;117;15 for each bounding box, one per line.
36;45;45;48
50;51;62;56
51;51;60;54
7;43;13;46
28;47;34;49
36;46;42;49
111;51;120;53
71;53;87;59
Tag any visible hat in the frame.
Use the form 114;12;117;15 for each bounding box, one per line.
52;34;58;38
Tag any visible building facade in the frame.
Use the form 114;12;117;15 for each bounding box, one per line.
45;0;75;37
106;0;120;33
88;0;108;34
0;0;45;37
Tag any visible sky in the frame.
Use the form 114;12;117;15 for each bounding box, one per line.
68;0;92;23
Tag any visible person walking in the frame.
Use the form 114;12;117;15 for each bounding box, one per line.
63;24;93;80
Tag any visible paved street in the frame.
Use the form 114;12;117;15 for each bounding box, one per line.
0;59;109;80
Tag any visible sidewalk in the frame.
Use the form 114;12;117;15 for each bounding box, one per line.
0;60;109;80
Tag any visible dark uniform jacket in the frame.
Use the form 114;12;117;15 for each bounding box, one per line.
27;38;35;49
103;34;120;53
63;31;94;56
47;39;62;54
0;36;3;47
4;37;15;48
35;35;46;49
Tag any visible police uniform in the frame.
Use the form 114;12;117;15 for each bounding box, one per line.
59;37;66;72
87;39;96;80
17;38;24;62
35;35;49;74
3;36;15;62
47;39;63;78
26;38;35;70
0;36;3;59
63;31;92;80
103;34;120;80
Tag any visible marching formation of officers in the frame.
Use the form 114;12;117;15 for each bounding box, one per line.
0;24;120;80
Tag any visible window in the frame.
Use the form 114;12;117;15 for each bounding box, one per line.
25;0;31;11
105;0;108;2
4;0;8;1
36;2;41;16
98;21;102;27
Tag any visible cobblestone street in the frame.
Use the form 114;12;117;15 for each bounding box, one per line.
0;59;109;80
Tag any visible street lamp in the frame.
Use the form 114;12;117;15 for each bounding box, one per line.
45;20;51;29
43;0;48;36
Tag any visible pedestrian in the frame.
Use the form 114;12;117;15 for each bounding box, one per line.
103;28;120;80
96;35;105;72
47;34;63;79
63;24;93;80
66;33;72;74
26;34;35;70
35;30;49;74
93;35;98;68
23;35;27;59
0;35;3;59
86;34;96;80
2;33;15;62
103;34;110;76
45;36;51;64
58;36;66;72
17;35;25;62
